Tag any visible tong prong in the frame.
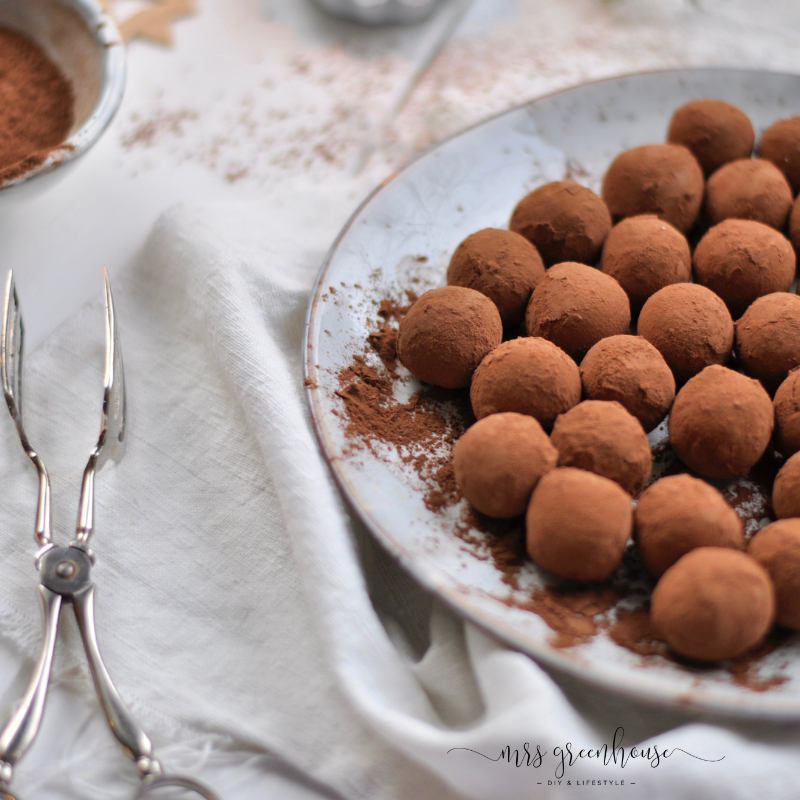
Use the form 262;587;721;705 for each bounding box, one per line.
75;268;127;547
1;270;52;548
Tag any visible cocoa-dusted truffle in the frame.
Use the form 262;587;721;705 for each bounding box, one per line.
651;548;775;662
774;368;800;457
397;286;502;389
772;452;800;520
635;475;744;577
470;337;581;426
758;116;800;193
580;335;675;432
637;283;734;384
667;99;755;175
447;228;545;327
509;180;612;267
694;219;796;319
550;400;652;495
790;194;800;251
525;261;631;361
599;215;691;312
525;467;632;582
704;158;793;230
736;293;800;393
749;520;800;630
668;365;774;479
453;412;557;518
601;144;704;233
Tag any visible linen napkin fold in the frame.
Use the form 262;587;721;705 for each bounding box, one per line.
1;187;800;800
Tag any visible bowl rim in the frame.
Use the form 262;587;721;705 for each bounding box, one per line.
0;0;127;192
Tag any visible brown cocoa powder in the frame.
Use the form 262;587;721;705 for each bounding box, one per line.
0;27;74;183
336;293;472;512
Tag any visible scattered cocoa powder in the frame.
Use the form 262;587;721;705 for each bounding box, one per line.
515;586;618;649
608;607;666;657
0;27;74;184
365;295;416;376
336;293;472;512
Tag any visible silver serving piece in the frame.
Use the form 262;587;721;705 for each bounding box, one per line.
0;271;218;800
311;0;444;25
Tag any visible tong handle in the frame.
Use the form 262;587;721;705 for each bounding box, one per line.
73;588;220;799
72;584;161;779
0;586;62;788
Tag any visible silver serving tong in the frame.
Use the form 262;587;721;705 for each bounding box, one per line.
0;270;218;800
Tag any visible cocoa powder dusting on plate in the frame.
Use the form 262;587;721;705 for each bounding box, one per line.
521;586;620;649
335;291;471;511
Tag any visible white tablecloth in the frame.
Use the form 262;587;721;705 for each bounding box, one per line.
3;2;800;798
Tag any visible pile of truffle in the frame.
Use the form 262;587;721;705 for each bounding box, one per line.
396;100;800;664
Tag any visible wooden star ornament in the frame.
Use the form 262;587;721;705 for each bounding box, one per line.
100;0;196;46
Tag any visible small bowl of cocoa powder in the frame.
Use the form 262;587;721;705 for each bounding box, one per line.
0;0;126;200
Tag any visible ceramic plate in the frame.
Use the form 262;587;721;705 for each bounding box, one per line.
304;68;800;719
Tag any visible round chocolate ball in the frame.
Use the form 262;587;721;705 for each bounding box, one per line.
772;452;800;520
398;286;502;388
580;335;675;432
601;143;704;233
637;283;734;384
470;337;581;426
447;228;545;327
599;215;691;312
669;365;774;479
736;293;800;393
550;400;652;495
453;412;558;518
790;195;800;251
758;116;800;193
774;368;800;457
525;261;631;361
749;519;800;630
526;467;632;582
635;475;744;577
704;158;793;230
693;219;795;318
651;548;775;662
509;180;612;267
667;99;754;175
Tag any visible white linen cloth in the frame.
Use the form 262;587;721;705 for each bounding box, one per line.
1;184;800;800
